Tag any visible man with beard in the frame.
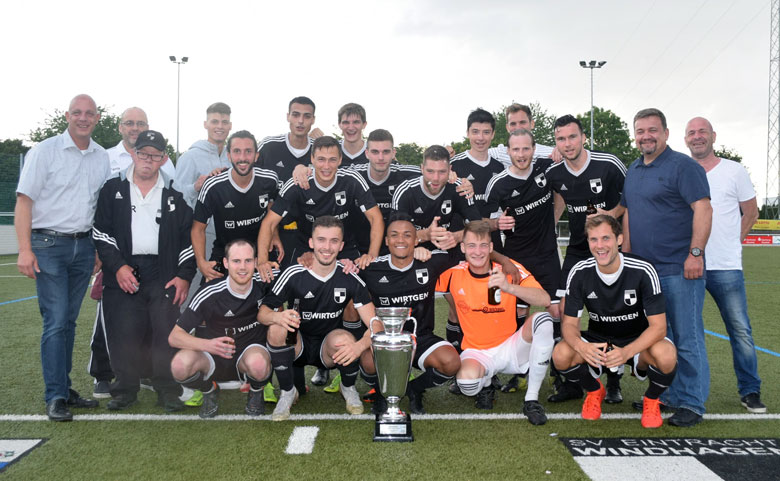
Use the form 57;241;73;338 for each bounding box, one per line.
193;131;279;282
259;216;379;420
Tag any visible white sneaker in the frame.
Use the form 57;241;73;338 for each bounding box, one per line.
311;368;329;386
272;387;299;421
340;383;364;415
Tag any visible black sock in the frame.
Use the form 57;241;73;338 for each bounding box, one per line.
516;314;527;332
293;366;307;394
338;361;360;388
268;344;295;391
645;364;677;400
410;368;452;393
178;372;212;392
446;320;463;353
360;367;378;388
560;364;600;392
246;374;270;392
606;369;622;387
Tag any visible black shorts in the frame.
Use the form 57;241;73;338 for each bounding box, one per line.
557;247;592;298
294;329;363;369
205;343;268;383
509;250;561;304
412;332;453;371
581;330;643;378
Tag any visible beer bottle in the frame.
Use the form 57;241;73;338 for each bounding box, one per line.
586;199;598;215
286;298;300;346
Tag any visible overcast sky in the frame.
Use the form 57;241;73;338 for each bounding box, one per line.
2;0;774;204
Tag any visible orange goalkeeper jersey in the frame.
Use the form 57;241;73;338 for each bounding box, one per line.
435;261;542;350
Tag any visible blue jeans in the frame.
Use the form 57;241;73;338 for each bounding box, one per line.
32;232;95;403
706;269;761;396
659;273;709;415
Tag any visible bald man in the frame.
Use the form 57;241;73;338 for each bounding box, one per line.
107;107;175;178
684;117;764;413
15;94;111;421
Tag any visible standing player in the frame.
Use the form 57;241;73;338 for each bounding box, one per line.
485;129;561;392
392;145;483;251
259;216;379;420
349;129;420;255
545;114;627;404
338;103;369;167
193;130;279;282
169;239;274;418
488;103;560;165
256;136;384;272
360;213;462;414
436;221;554;425
553;215;677;428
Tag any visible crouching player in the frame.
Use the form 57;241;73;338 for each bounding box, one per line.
168;239;274;418
259;215;379;421
552;215;677;428
435;221;554;425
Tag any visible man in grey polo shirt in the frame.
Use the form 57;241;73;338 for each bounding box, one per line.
15;93;111;421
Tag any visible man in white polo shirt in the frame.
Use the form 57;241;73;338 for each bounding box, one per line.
15;93;110;421
107;107;175;178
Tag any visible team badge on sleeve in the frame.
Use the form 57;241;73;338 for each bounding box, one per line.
416;268;429;285
441;200;452;215
589;178;603;194
259;194;269;208
334;288;347;304
335;191;347;206
624;289;637;306
535;173;547;188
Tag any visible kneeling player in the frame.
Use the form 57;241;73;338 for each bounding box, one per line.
552;215;677;428
435;221;554;425
259;216;379;421
168;240;274;418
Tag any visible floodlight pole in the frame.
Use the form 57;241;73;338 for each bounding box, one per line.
579;60;606;150
169;56;189;157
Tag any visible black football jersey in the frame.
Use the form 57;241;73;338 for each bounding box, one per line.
391;176;482;250
195;167;279;260
256;134;313;188
177;274;274;345
263;262;373;338
485;158;556;258
271;168;377;250
449;151;506;218
564;253;664;339
545;151;626;252
340;139;368;167
348;163;419;253
360;250;459;336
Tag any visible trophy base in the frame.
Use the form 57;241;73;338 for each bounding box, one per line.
373;413;414;442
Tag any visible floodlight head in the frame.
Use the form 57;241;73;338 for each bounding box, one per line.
598;61;607;67
589;60;597;67
579;61;586;67
182;57;189;63
169;56;176;62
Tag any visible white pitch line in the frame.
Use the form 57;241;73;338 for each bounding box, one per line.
2;413;779;422
285;426;319;454
0;262;18;266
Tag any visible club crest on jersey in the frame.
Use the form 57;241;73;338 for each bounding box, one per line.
334;288;347;304
534;173;547;188
379;296;390;306
335;191;347;206
416;268;429;285
624;289;637;306
225;220;235;229
590;178;603;194
258;194;269;209
388;185;396;195
441;199;452;215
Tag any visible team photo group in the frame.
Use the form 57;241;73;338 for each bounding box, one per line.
15;92;764;431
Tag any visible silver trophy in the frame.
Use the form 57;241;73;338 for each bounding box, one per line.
371;307;417;442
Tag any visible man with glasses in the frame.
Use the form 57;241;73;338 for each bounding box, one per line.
107;107;175;178
16;94;110;421
93;130;196;411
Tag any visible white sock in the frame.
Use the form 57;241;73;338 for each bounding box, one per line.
525;313;554;402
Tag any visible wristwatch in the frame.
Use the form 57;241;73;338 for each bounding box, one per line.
690;247;703;257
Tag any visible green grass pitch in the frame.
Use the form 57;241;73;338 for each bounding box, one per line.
0;247;778;480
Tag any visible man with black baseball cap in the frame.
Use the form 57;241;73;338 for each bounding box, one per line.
93;130;197;411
